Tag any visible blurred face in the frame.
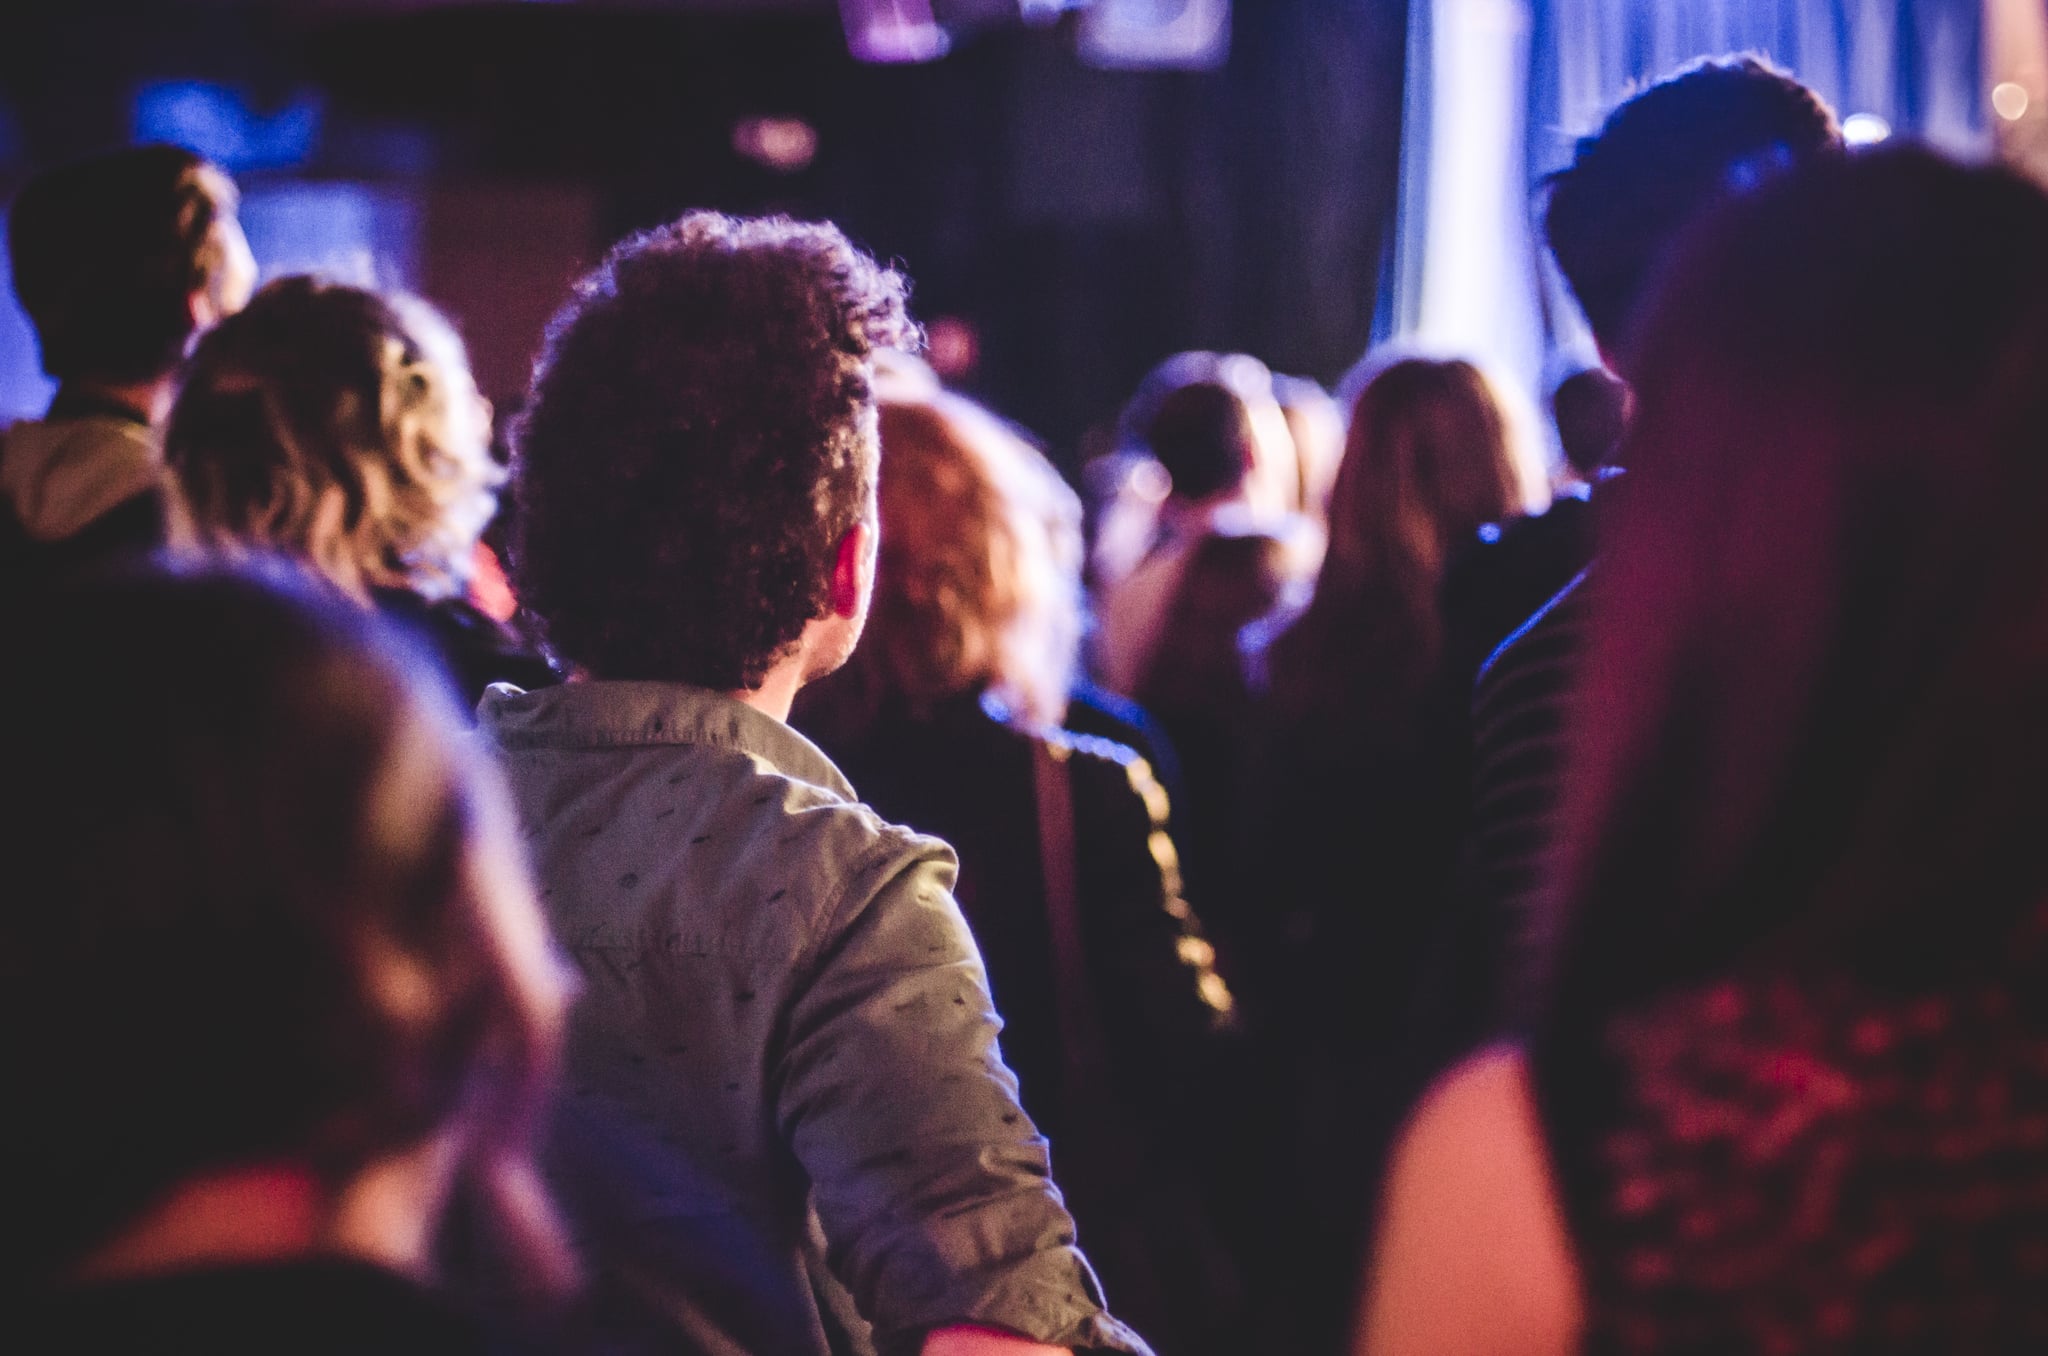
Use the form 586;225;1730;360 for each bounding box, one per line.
1283;398;1345;521
462;758;574;1049
344;708;570;1278
203;213;258;325
368;701;572;1093
191;166;257;329
1243;390;1300;519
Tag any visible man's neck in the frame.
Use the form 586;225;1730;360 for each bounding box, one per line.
717;607;860;726
52;376;173;427
728;662;804;724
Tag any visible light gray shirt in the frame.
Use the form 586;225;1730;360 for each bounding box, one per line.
478;680;1150;1356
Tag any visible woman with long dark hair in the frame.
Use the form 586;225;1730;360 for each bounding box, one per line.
1251;359;1530;976
1240;355;1531;1352
1362;148;2048;1354
1261;357;1528;734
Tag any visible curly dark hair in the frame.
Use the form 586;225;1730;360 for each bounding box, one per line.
510;212;917;689
1543;54;1840;358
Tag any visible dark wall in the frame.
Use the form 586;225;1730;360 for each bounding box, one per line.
826;1;1408;457
0;0;1405;461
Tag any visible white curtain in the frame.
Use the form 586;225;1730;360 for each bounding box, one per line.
1386;0;1989;406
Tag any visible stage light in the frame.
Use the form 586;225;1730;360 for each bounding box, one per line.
1993;81;2032;121
924;315;981;380
1841;113;1892;146
1078;0;1231;71
733;117;819;173
1019;0;1086;25
838;0;950;64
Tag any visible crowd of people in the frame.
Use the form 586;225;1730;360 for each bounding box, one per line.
6;49;2048;1356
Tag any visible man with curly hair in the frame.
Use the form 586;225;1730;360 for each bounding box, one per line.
480;213;1152;1356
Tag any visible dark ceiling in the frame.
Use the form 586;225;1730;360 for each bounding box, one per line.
0;0;1405;455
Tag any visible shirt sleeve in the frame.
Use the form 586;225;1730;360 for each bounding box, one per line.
1071;746;1241;1129
773;834;1156;1356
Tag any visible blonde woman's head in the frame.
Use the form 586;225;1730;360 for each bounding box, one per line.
166;276;498;602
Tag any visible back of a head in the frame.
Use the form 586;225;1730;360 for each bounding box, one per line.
8;145;243;384
1146;379;1259;504
1551;365;1630;478
512;212;916;689
1549;148;2048;1030
1325;357;1524;587
1273;357;1523;726
0;561;568;1285
1117;350;1288;508
165;276;498;602
1543;54;1841;362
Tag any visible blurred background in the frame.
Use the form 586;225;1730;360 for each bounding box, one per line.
0;0;2028;469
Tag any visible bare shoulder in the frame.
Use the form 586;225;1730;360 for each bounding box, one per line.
1393;1045;1548;1182
1357;1045;1582;1356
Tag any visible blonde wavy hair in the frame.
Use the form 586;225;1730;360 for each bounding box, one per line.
165;276;500;602
822;392;1083;732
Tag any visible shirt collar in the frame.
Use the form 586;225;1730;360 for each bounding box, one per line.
46;384;152;427
477;679;857;802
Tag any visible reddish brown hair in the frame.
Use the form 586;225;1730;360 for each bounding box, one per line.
804;393;1083;733
1266;357;1524;734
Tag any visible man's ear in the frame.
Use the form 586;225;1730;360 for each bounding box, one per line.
827;519;875;621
